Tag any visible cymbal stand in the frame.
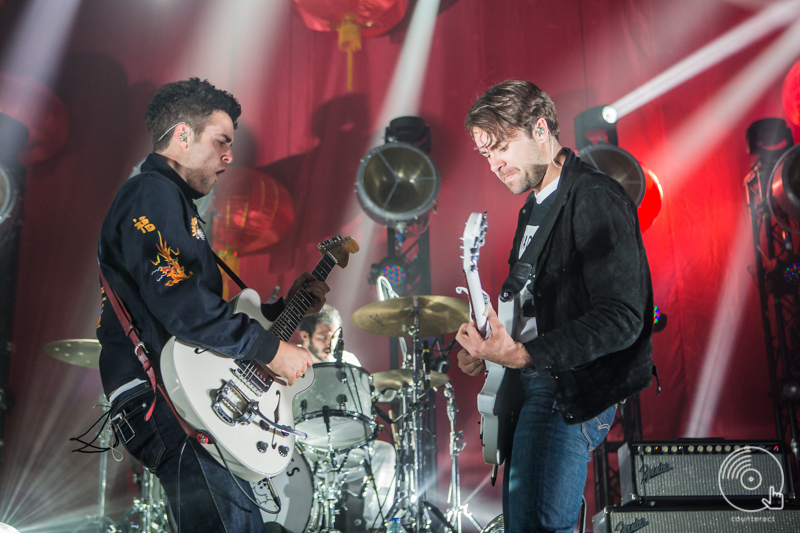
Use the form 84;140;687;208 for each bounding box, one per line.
318;415;343;533
400;301;432;532
82;396;115;533
316;456;344;533
443;384;482;533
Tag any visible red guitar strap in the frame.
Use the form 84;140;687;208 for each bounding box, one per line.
99;271;212;445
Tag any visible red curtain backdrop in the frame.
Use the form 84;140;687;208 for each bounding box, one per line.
0;0;795;527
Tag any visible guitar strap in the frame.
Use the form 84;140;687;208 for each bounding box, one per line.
99;270;213;445
213;253;248;291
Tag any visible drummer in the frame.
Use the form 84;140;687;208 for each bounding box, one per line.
298;304;397;529
299;304;360;366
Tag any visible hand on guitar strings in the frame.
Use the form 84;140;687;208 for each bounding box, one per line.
455;304;531;371
286;272;330;316
266;341;315;385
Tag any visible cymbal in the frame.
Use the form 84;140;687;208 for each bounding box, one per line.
352;295;469;337
372;369;449;391
44;339;101;369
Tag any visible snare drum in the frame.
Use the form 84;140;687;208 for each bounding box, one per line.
252;451;321;533
293;362;375;450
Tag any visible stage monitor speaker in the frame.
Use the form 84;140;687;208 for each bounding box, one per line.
593;507;800;533
618;440;791;507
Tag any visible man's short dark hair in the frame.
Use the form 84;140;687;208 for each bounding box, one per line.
146;78;242;152
465;80;559;147
298;304;342;336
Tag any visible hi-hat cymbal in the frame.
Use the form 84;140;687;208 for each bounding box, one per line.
372;369;449;391
352;295;469;337
44;339;101;369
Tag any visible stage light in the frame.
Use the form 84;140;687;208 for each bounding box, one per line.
784;58;800;126
579;143;646;207
356;117;440;231
770;144;800;221
369;256;412;295
783;259;800;284
0;164;19;239
574;105;620;150
0;523;20;533
653;305;668;333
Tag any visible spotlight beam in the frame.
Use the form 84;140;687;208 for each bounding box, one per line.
0;0;81;84
649;16;800;189
372;0;442;146
611;0;800;118
684;213;754;438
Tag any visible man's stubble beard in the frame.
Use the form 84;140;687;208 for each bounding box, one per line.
511;164;548;195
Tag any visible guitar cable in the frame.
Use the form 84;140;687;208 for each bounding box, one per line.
209;436;283;515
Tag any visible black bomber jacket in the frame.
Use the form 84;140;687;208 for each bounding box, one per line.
96;154;284;398
510;148;655;424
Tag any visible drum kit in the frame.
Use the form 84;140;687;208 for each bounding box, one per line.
46;292;489;533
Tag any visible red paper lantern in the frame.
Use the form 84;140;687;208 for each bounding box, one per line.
292;0;408;89
783;59;800;127
212;168;295;255
0;72;69;163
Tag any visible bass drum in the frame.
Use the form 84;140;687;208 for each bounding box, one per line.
252;451;321;533
481;514;504;532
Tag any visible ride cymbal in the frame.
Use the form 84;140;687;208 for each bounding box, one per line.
44;339;101;369
351;295;469;337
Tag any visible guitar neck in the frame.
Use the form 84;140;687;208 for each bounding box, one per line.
268;253;336;341
464;270;490;338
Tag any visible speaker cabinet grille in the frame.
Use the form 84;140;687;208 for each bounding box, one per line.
594;508;800;533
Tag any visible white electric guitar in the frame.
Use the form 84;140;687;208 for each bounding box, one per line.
160;236;360;482
458;212;522;483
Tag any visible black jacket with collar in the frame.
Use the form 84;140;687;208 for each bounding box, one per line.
509;148;654;424
96;153;283;398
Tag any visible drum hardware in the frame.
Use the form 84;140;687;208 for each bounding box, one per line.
443;383;482;533
114;467;172;533
353;295;470;532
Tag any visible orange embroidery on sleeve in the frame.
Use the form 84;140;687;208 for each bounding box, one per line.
151;232;193;286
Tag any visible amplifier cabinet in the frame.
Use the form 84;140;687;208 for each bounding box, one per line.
593;508;800;533
618;440;790;506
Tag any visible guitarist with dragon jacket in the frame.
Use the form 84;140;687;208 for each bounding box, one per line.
96;78;328;532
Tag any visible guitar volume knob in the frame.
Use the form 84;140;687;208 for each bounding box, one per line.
256;441;268;453
278;445;290;457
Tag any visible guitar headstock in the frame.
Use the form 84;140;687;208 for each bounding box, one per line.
319;236;360;268
461;212;488;273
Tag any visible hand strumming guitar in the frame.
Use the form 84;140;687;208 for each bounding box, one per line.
267;341;315;386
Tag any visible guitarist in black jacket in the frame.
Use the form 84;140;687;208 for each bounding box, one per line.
97;78;328;532
456;80;654;533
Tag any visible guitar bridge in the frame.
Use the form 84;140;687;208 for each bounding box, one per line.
233;361;272;394
212;380;255;426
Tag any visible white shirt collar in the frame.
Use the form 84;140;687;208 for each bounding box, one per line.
534;176;560;204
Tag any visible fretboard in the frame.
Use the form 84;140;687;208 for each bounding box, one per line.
268;253;337;341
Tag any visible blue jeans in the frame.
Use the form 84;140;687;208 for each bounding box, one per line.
502;373;615;533
109;385;265;532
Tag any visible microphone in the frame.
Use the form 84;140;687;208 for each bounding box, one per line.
333;328;344;366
